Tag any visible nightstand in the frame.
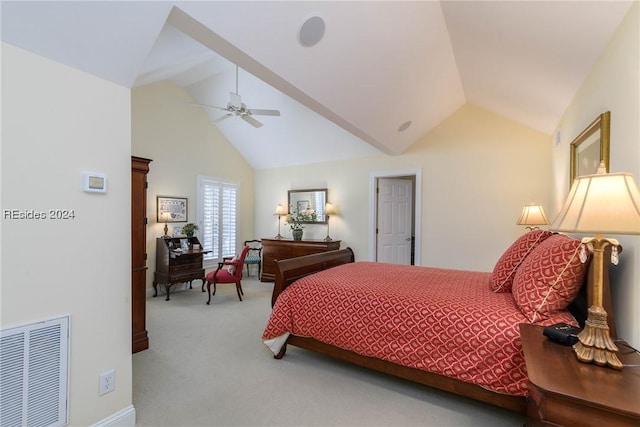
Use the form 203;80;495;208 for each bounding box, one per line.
519;323;640;427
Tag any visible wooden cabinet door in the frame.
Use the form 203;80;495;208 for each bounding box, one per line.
132;156;151;353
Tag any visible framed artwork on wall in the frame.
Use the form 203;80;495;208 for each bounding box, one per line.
157;196;187;222
570;111;610;185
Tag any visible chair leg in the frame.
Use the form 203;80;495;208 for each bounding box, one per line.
236;282;243;301
206;281;212;305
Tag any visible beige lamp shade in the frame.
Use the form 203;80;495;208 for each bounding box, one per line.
517;204;550;226
325;202;336;216
160;212;172;222
550;167;640;235
274;204;287;215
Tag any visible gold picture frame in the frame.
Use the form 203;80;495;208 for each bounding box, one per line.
570;111;610;185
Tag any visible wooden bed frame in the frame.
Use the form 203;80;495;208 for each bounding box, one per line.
270;247;616;414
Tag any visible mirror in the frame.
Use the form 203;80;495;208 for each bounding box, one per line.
288;188;328;223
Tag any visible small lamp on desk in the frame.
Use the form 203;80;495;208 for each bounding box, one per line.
274;204;287;240
324;202;337;242
550;162;640;369
517;204;550;231
160;212;172;237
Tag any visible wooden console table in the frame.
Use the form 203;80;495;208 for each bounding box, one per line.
261;238;341;282
153;237;209;301
520;323;640;427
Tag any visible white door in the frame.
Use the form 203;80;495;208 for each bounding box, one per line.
376;178;413;264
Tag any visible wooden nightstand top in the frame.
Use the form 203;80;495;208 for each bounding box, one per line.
520;323;640;426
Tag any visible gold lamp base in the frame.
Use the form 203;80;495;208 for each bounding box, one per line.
573;305;622;369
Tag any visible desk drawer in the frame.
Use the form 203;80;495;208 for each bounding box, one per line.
169;263;202;273
170;253;203;265
170;269;204;282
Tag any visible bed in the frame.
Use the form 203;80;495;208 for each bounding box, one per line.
262;231;616;413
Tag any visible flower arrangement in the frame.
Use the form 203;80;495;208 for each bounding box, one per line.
286;207;317;231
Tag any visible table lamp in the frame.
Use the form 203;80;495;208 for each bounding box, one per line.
550;162;640;369
160;212;172;237
274;204;287;240
324;202;336;242
517;204;550;230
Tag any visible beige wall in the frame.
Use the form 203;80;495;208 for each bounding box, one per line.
1;43;133;425
552;3;640;348
131;81;255;291
255;104;551;273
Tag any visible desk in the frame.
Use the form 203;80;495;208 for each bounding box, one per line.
153;237;209;301
520;323;640;426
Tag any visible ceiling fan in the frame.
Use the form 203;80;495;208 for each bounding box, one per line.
194;65;280;128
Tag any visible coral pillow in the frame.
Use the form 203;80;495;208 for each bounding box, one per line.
491;230;553;292
512;234;588;323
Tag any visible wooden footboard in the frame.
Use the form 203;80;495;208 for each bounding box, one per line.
271;247;355;306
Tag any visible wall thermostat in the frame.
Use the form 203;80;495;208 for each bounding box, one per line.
83;173;107;193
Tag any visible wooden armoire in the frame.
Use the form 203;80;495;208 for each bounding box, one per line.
131;156;152;353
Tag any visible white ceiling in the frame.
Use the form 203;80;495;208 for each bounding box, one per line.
1;1;633;170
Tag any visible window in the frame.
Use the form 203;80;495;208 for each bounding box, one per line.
197;175;239;264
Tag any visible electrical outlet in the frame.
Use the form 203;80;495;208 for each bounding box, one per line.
99;369;115;396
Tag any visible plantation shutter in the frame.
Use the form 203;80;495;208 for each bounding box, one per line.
220;183;237;257
197;176;239;262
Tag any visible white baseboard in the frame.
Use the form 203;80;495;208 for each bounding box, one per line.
90;405;135;427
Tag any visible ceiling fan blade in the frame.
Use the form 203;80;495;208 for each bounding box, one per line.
214;113;233;123
247;108;280;117
191;103;227;111
229;92;242;109
241;114;263;128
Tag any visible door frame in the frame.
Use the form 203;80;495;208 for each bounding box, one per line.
369;168;422;264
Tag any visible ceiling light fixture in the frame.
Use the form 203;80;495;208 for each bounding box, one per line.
398;121;412;132
298;16;325;47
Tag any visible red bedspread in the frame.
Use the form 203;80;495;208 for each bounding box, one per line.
262;262;577;396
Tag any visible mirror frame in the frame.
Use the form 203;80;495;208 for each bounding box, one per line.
570;111;610;186
288;188;328;224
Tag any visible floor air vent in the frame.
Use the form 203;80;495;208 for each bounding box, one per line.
1;316;70;427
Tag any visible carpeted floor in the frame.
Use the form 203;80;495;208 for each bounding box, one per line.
132;275;526;426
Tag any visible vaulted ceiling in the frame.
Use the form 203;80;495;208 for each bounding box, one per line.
1;1;633;169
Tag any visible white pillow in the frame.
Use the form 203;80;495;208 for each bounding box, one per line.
226;255;238;274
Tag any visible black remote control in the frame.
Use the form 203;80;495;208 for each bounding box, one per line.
542;323;582;346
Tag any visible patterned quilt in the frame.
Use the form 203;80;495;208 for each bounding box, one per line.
262;262;577;396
